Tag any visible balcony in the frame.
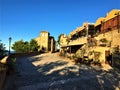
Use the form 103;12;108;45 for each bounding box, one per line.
68;37;87;46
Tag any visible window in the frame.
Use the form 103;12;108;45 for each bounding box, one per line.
42;33;46;37
108;28;112;31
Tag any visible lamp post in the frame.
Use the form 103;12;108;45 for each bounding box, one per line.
9;37;12;55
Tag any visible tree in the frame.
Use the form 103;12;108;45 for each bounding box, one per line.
12;39;39;53
12;40;29;53
30;39;39;52
57;34;64;45
12;40;23;53
0;40;6;56
24;41;30;52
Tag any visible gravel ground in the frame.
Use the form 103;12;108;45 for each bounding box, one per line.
3;52;120;90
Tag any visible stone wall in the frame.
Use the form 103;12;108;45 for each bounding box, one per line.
0;56;8;90
96;29;120;48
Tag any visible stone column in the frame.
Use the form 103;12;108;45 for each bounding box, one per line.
51;38;53;53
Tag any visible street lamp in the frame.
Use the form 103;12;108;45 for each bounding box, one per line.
9;37;12;55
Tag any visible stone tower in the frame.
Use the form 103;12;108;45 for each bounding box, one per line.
39;31;49;51
35;30;56;52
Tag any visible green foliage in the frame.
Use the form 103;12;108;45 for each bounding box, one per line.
12;40;25;53
99;38;108;47
75;49;86;58
88;51;94;60
0;40;6;56
99;38;108;43
24;41;30;52
12;39;39;53
30;39;39;52
94;51;101;62
57;34;64;45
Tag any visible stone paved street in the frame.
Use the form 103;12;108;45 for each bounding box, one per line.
3;53;120;90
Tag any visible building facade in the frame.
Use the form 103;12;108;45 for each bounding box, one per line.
95;9;120;48
60;9;120;64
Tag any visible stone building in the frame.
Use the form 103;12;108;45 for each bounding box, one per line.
59;9;120;64
95;9;120;48
60;23;95;55
35;31;56;52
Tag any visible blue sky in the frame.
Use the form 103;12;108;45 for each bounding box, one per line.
0;0;120;50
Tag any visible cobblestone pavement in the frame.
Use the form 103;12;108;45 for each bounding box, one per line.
3;53;120;90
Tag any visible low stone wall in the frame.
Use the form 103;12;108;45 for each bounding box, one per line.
0;56;8;90
10;52;41;58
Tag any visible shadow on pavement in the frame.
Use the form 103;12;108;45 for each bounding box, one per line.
3;53;120;90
